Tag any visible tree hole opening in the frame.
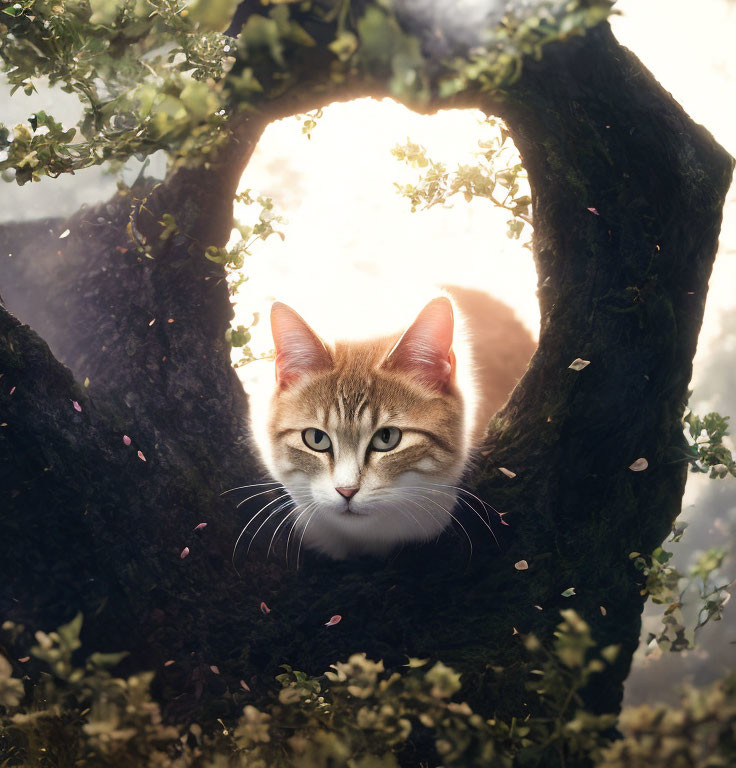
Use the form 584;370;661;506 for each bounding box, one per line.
227;97;539;428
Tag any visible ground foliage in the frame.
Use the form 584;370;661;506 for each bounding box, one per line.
1;609;734;768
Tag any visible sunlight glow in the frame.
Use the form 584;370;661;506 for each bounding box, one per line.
230;98;539;385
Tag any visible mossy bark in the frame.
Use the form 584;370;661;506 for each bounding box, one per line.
0;12;732;768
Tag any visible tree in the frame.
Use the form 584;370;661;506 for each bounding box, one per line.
0;1;733;766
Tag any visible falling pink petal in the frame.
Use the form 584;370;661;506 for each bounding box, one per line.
499;467;517;479
534;605;543;611
259;601;270;614
629;458;648;472
137;450;146;462
210;665;220;674
168;318;175;324
72;400;82;412
9;386;16;395
600;606;607;616
123;435;131;446
587;207;600;215
180;547;190;559
164;659;175;667
18;656;30;663
325;615;342;627
512;627;519;635
194;522;207;531
149;318;156;326
240;679;250;691
514;560;529;571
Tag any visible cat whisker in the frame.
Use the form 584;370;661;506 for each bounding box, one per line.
246;499;297;557
399;485;499;547
287;502;318;567
266;502;307;562
220;480;283;496
392;490;474;556
416;483;492;526
296;504;322;570
232;494;295;574
382;495;432;542
235;486;288;510
428;483;502;523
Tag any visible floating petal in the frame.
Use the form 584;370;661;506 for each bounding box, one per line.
325;615;342;627
568;358;590;371
629;458;648;472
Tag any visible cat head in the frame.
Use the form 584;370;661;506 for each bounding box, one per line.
262;297;470;559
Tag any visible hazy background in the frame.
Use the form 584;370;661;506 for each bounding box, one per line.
1;0;734;703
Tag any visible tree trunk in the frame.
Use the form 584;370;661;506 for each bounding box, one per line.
0;7;732;766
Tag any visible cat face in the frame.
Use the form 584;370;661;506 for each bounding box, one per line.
264;298;468;559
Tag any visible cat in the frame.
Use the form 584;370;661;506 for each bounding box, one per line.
243;285;536;561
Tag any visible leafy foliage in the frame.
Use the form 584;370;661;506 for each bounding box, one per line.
2;610;733;767
598;673;736;768
216;190;284;366
1;0;618;184
392;117;532;243
683;409;736;479
437;0;617;97
0;0;237;183
630;527;733;655
0;611;620;767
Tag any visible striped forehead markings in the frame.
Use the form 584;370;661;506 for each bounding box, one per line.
333;379;374;425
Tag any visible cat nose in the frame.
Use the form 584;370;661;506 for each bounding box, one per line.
335;487;359;500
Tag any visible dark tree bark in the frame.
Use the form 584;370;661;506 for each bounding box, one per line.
0;4;732;766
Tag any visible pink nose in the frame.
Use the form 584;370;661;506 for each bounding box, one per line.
335;487;359;500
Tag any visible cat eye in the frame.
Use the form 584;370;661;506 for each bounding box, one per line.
302;428;332;452
370;427;402;452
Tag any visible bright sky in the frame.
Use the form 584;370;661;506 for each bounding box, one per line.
231;101;538;364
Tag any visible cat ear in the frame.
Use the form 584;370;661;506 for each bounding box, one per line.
384;297;455;390
271;302;332;388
